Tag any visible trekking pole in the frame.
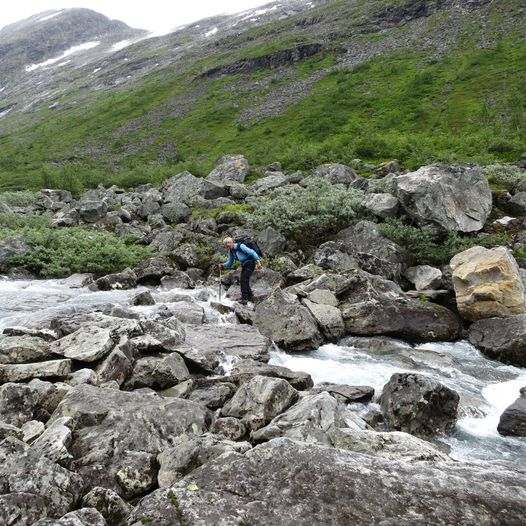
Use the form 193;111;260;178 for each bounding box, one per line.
218;265;222;303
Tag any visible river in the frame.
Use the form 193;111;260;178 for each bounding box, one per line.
1;277;525;465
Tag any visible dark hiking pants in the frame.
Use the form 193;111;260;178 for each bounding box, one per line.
240;260;256;301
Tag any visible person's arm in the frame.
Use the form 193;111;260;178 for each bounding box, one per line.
223;250;235;269
239;243;260;261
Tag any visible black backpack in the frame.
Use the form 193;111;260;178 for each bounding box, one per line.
234;235;263;258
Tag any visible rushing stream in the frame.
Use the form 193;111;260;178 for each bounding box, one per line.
1;277;525;465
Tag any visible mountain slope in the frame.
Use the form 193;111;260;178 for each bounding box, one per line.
0;0;525;192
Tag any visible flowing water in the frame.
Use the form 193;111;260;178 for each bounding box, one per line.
1;277;525;464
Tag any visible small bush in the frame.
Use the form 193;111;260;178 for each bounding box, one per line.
249;177;364;246
2;214;152;277
0;191;38;208
484;163;525;189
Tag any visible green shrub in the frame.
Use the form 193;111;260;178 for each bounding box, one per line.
249;177;364;246
0;191;38;208
2;214;152;277
379;218;509;266
192;203;252;219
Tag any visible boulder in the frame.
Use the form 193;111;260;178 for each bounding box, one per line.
451;246;526;321
134;256;175;284
362;192;400;219
163;171;228;203
335;220;410;281
93;268;137;291
248;173;288;193
81;487;131;526
124;353;190;390
405;265;443;291
131;290;155;306
394;164;492;232
160;270;195;290
253;288;324;351
50;384;211;498
230;359;313;390
306;288;339;307
31;417;73;466
375;159;401;176
508;191;526;215
379;373;459;437
252;392;368;445
183;324;271;373
225;267;284;303
498;391;526;436
168;301;205;325
468;314;526;366
314;241;359;271
210;417;247;441
0;359;72;383
0;422;23;440
161;201;191;224
222;375;299;432
206;155;249;184
310;383;374;403
171;243;200;270
141;319;186;352
0;437;84;525
0;236;32;272
302;299;345;341
256;226;288;256
78;200;107;223
33;508;107;526
21;420;44;442
329;428;449;461
51;326;115;363
187;381;237;410
0;335;51;364
315;163;357;185
339;270;461;342
157;433;251;488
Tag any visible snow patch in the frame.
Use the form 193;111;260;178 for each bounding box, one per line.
111;40;132;52
0;108;11;119
0;87;5;93
92;67;101;74
205;27;218;38
239;5;279;21
25;41;100;72
39;10;64;22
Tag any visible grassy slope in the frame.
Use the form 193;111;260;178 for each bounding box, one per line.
0;0;524;192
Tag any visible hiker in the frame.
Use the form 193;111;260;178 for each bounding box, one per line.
218;236;262;305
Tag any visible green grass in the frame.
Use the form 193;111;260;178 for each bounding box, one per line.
0;1;524;191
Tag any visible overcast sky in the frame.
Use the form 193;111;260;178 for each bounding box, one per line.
0;0;271;33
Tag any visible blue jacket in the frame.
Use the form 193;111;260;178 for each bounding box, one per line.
224;243;260;268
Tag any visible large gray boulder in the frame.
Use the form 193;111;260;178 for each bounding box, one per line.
129;438;526;526
379;373;460;437
405;265;443;291
394;164;492;232
81;487;131;526
362;192;400;219
222;375;299;432
50;384;211;498
252;392;368;445
0;236;32;272
0;335;51;364
161;171;228;204
206;155;249;184
248;173;288;193
498;390;526;436
314;241;360;272
225;268;284;303
468;314;526;367
78;200;107;223
302;298;344;341
0;359;72;383
256;226;287;256
33;508;107;526
253;288;324;351
93;268;137;291
339;270;461;342
0;437;84;526
123;352;190;390
51;326;115;363
315;163;357;185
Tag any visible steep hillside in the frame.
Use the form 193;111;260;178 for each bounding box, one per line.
0;0;525;191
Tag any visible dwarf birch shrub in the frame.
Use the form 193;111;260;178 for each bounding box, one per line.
484;164;525;189
249;177;364;246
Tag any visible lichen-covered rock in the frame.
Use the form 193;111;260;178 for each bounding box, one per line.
379;373;459;437
0;335;51;364
51;326;115;363
451;246;526;321
395;164;492;232
82;487;131;526
206;155;249;184
405;265;443;291
0;359;72;383
33;508;107;526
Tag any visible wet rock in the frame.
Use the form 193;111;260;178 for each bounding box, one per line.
157;433;251;488
222;375;299;432
0;437;84;525
50;384;211;498
124;352;190;390
252;392;368;445
253;288;324;351
330;428;449;461
168;301;205;325
0;359;72;383
81;487;131;525
131;290;155;306
206;155;249;184
51;326;115;363
468;314;526;367
451;246;526;321
395;164;492;232
498;392;526;436
160;270;195;289
310;383;375;403
62;273;93;288
379;373;459;437
183;324;271;373
406;265;443;291
93;268;137;291
230;359;313;390
0;335;51;364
